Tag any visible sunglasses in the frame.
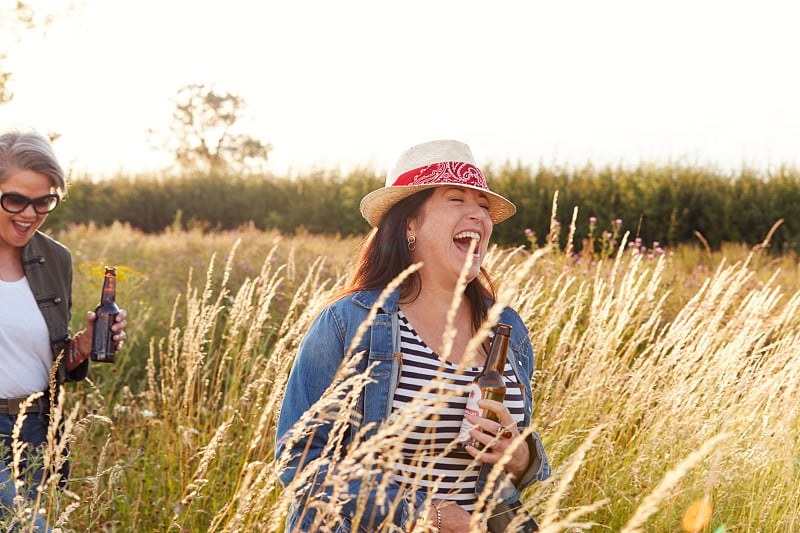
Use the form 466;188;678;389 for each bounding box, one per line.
0;192;60;214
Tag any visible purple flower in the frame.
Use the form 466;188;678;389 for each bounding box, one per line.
525;228;533;236
589;216;597;224
615;219;623;225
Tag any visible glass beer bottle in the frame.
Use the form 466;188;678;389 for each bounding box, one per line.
91;266;120;363
456;323;512;449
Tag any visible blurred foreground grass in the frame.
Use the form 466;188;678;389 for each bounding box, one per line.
4;222;797;532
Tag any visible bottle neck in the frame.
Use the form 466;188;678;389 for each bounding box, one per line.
485;324;511;373
101;271;116;303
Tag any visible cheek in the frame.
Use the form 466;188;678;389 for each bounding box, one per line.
32;215;48;229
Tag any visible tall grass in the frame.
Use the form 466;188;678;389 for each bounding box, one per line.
3;222;799;531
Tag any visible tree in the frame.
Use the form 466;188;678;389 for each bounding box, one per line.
154;83;272;174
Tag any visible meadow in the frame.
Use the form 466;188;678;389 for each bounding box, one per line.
4;215;800;532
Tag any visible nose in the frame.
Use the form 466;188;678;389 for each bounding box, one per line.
20;203;39;217
467;201;491;222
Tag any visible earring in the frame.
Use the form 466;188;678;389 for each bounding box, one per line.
407;234;416;251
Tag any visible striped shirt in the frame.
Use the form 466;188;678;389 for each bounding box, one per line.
387;312;525;511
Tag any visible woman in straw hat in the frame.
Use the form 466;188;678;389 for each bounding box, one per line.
276;140;550;532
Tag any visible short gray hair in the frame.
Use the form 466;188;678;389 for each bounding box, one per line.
0;131;66;196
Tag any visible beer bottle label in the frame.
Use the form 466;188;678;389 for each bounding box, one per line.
92;312;116;361
456;382;483;445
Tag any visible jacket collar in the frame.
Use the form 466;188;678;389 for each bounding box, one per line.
21;231;46;261
351;287;401;312
350;286;500;317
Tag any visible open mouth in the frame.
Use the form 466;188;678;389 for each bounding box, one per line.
12;220;34;237
454;230;481;256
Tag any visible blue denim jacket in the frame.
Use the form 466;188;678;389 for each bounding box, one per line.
275;288;551;532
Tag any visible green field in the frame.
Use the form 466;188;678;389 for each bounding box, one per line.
5;221;800;532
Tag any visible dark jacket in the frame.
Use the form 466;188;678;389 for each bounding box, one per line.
21;231;88;386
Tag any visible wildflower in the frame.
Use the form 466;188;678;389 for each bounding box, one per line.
682;498;713;532
524;228;533;236
114;405;128;414
589;216;597;224
615;218;622;225
141;409;155;418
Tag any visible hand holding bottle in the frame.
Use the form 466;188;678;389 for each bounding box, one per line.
65;266;128;370
65;309;128;370
462;398;531;482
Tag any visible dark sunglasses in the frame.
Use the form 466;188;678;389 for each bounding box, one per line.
0;192;60;214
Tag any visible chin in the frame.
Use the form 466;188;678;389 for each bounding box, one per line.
464;268;481;282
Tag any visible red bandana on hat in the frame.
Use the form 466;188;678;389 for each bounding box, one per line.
391;162;488;190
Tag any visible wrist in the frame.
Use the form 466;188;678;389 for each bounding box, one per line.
429;501;442;533
69;331;90;363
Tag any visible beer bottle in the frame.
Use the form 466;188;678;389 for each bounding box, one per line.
456;323;512;450
91;266;120;363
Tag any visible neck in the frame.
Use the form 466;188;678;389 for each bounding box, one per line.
0;247;24;282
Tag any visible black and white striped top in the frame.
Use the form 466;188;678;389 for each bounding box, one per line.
387;312;526;511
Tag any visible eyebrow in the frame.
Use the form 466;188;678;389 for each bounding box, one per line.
443;186;489;200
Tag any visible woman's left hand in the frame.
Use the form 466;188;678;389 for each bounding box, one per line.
66;309;129;370
464;399;530;481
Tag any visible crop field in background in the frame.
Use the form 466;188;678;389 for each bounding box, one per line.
4;219;800;532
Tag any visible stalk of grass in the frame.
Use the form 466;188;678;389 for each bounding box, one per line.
12;222;800;531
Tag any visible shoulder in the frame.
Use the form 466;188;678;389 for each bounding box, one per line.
497;304;533;356
310;288;399;342
320;289;384;329
25;231;72;263
327;288;398;315
498;305;527;333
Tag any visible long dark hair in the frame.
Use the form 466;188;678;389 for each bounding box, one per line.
343;188;497;332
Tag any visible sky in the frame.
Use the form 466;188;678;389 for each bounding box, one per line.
2;0;799;178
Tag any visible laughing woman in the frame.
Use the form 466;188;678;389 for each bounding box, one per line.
276;140;550;532
0;131;128;531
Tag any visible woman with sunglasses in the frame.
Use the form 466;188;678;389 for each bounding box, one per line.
0;130;128;531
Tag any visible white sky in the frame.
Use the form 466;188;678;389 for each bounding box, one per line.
2;0;799;178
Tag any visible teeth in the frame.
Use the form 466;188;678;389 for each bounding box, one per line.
454;231;480;241
15;222;32;228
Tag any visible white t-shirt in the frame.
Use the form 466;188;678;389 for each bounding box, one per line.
0;277;52;398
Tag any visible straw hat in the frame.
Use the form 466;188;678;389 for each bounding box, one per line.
359;140;516;227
